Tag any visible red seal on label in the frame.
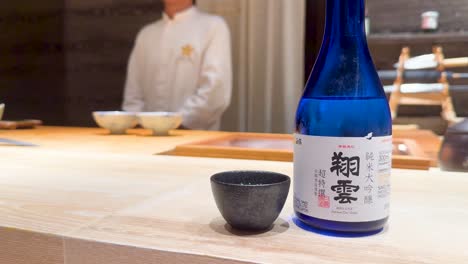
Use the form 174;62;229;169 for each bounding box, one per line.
318;195;330;208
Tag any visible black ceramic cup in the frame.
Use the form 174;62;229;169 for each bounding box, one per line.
211;171;291;231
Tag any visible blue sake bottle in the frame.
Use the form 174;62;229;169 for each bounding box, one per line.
293;0;392;233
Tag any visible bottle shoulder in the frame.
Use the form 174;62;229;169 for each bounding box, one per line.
303;37;385;98
295;97;392;137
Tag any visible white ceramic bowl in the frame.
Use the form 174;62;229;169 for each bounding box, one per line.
137;112;183;136
0;104;4;120
92;111;138;134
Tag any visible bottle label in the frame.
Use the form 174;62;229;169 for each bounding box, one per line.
294;133;392;222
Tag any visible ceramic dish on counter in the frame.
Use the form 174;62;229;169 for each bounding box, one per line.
92;111;138;135
137;112;182;136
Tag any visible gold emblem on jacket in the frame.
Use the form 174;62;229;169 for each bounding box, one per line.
181;44;194;58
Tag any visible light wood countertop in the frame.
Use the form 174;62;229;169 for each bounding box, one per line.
0;126;225;155
0;127;466;263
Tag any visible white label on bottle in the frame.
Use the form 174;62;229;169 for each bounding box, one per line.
294;133;392;222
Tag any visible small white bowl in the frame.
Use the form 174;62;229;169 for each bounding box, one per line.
137;112;183;136
92;111;138;134
0;104;4;120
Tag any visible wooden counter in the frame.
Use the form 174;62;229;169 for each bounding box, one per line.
0;127;466;263
0;126;226;155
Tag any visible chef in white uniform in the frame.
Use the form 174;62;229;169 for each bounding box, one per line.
123;0;232;130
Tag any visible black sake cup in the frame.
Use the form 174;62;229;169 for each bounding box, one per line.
211;171;291;231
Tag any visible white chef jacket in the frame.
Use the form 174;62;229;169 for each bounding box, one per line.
122;6;232;130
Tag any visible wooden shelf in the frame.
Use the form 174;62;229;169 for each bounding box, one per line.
368;32;468;44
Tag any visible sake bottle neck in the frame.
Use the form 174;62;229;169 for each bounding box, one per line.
325;0;366;40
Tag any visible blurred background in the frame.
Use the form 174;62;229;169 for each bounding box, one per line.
1;0;467;134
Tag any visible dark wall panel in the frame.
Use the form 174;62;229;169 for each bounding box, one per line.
0;0;163;126
0;0;66;124
64;0;163;126
304;0;325;82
